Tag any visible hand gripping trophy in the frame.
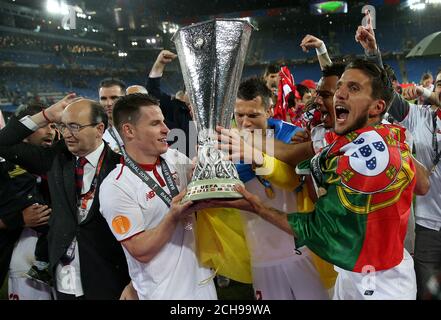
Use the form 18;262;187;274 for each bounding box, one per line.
172;19;253;201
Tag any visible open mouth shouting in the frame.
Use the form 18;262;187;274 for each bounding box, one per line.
335;104;349;124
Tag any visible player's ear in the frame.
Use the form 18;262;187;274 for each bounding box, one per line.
122;123;134;139
369;99;386;118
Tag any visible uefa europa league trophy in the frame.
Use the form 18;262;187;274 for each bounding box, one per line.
172;19;253;201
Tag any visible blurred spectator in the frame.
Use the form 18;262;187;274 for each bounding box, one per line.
420;72;434;90
300;79;316;95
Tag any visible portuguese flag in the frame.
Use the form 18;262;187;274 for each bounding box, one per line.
292;124;415;272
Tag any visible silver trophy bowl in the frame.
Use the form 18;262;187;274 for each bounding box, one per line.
172;19;253;201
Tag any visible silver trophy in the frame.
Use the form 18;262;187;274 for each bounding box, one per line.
172;19;253;201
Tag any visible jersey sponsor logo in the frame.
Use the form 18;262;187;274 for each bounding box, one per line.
112;215;131;235
364;290;374;296
146;190;156;200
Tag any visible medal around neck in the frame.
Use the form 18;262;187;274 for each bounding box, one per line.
172;19;253;201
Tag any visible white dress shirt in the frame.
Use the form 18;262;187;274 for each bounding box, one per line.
55;142;105;296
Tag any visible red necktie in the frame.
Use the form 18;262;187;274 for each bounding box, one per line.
75;157;88;197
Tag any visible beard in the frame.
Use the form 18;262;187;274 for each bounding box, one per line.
335;110;369;136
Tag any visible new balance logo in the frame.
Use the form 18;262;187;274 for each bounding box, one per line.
146;191;156;200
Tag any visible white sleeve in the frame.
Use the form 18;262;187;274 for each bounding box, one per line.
19;115;38;131
99;179;146;241
400;104;431;136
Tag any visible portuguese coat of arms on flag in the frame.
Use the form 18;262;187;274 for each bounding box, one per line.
292;124;415;272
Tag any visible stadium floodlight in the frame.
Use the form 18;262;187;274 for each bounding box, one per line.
59;2;68;15
412;3;426;9
168;26;176;34
407;0;441;10
161;21;179;34
47;0;58;14
408;0;425;10
46;0;69;15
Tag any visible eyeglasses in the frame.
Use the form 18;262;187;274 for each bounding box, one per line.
56;122;98;134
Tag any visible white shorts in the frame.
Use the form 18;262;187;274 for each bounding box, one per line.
8;228;52;300
252;254;329;300
333;250;416;300
8;277;52;300
9;228;38;276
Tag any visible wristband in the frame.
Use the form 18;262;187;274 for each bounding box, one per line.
315;43;327;56
42;109;51;123
421;87;432;99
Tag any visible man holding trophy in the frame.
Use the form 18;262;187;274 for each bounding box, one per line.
99;17;323;300
99;19;258;299
99;93;217;300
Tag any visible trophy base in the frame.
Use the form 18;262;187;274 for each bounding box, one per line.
183;179;244;202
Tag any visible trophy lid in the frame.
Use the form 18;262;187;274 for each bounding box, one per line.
171;18;254;42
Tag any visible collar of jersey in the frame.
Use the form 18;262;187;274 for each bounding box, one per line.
138;158;160;171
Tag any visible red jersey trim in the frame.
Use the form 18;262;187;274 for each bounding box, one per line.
116;157;125;180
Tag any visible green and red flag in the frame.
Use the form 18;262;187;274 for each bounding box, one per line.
292;124;415;272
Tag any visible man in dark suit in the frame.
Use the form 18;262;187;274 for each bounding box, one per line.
0;94;130;299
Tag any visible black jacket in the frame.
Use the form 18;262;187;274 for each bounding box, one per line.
147;77;196;158
0;159;45;285
0;117;130;299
